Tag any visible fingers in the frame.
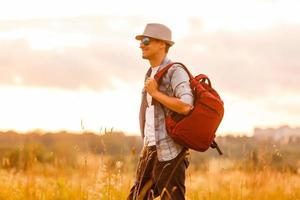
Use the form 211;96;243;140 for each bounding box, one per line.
144;79;150;91
144;78;158;94
144;77;154;86
145;77;156;83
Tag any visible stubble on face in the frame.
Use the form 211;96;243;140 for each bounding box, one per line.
141;46;152;59
140;39;166;60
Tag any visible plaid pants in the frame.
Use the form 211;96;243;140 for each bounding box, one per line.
127;146;189;200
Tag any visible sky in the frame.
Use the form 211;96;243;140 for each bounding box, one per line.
0;0;299;136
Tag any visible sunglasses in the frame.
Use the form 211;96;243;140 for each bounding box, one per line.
140;37;153;46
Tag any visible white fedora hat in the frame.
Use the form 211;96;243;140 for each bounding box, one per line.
135;23;175;46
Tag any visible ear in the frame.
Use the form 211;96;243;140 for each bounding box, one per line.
159;41;167;50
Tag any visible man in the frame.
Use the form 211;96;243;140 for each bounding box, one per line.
128;23;194;200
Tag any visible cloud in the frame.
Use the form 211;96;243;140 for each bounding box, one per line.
0;16;148;91
0;16;299;99
0;39;146;91
173;20;300;99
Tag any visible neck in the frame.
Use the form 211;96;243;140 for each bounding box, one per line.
149;52;167;67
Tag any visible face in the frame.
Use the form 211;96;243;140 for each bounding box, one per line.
139;37;166;60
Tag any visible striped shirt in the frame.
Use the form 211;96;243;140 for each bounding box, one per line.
139;57;194;161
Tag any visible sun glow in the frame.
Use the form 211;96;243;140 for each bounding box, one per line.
0;82;141;134
0;0;299;135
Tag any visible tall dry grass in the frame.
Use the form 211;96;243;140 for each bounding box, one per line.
0;152;299;200
0;131;299;199
186;158;300;200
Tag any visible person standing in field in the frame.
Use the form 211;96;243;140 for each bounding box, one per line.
127;23;194;200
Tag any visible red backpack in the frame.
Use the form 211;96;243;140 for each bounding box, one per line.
155;62;224;155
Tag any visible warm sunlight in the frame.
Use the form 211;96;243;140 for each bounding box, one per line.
0;82;141;134
0;0;299;135
26;29;93;50
0;2;299;200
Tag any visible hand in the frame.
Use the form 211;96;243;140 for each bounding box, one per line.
144;77;159;96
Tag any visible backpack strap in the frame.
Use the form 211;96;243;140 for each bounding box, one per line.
194;74;211;87
154;62;212;90
152;62;192;115
154;62;194;84
211;140;223;155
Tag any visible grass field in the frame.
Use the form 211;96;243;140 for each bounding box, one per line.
0;153;299;200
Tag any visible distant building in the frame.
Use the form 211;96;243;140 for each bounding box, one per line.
253;125;300;144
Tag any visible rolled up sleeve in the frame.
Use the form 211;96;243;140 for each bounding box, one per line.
170;66;194;106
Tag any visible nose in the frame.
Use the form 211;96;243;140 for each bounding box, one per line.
140;42;145;49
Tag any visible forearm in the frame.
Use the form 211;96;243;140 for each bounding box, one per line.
151;91;192;115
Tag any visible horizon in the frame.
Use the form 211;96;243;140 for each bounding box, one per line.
0;124;299;138
0;0;299;136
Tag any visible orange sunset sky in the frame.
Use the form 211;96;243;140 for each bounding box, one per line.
0;0;299;136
